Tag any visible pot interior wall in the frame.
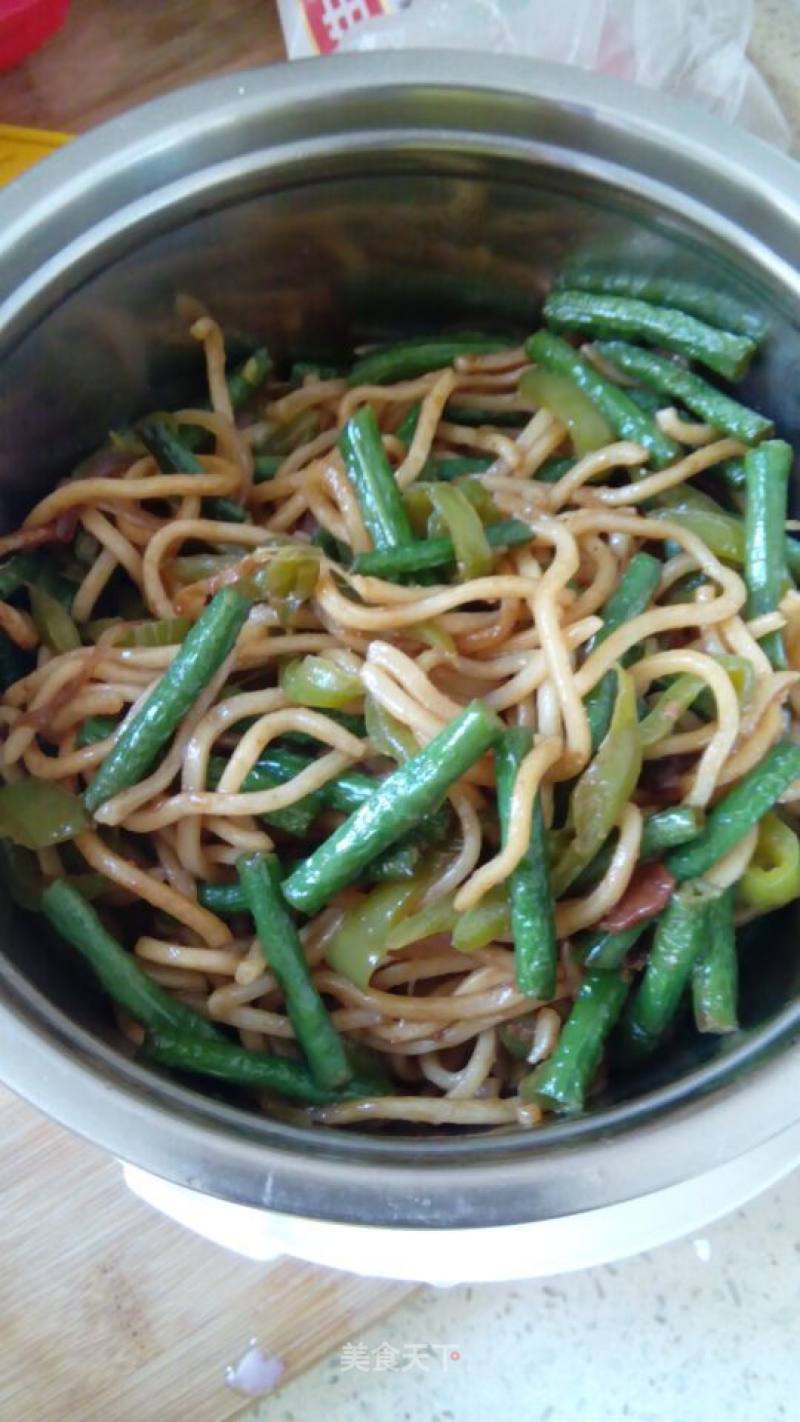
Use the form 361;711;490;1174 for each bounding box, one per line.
2;147;800;1130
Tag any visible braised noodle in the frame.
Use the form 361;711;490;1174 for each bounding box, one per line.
2;301;799;1131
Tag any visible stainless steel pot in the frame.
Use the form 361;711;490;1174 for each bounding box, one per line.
1;54;799;1237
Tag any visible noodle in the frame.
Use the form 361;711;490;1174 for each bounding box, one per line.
1;299;796;1137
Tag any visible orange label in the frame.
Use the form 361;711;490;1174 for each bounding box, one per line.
299;0;392;54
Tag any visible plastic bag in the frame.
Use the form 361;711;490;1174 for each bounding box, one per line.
276;0;407;57
327;0;789;149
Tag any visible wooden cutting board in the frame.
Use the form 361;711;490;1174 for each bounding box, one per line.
0;1088;415;1422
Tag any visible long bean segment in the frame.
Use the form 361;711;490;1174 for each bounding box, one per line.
495;728;557;999
544;291;756;380
282;701;503;916
584;552;662;750
666;743;800;883
743;441;791;669
339;405;413;551
593;341;772;444
237;852;351;1090
554;267;767;340
84;587;250;814
617;882;715;1059
351;518;533;579
348;335;509;386
145;1030;386;1105
692;886;738;1034
41;880;223;1039
138;419;247;523
521;969;629;1114
526;331;680;469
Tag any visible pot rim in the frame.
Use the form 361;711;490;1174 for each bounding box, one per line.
1;52;799;1229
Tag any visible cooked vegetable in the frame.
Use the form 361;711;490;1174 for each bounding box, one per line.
617;882;716;1059
519;367;614;455
84;587;250;814
692;886;738;1034
41;880;222;1039
584;552;662;749
137;419;247;524
426;482;492;580
351;517;532;579
327;879;423;988
0;780;91;849
144;1029;388;1105
593;341;772;444
544;290;756;380
348;335;509;386
237;852;352;1089
282;700;503;915
743;440;792;669
526;330;679;469
29;586;80;653
495;728;557;999
339;405;414;551
553;267;767;340
739;812;800;910
521;969;629;1114
280;654;362;709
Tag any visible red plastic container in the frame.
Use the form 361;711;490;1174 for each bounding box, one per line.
0;0;70;72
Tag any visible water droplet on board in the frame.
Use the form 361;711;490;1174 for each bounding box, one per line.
224;1340;285;1397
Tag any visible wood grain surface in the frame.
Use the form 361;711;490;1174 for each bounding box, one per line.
0;1087;414;1421
0;12;417;1419
0;0;287;132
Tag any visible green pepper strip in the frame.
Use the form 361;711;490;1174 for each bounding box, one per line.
520;969;629;1114
280;654;362;709
237;852;352;1090
743;441;791;669
426;483;493;580
544;290;756;381
84;587;250;814
326;879;424;989
495;728;557;999
41;880;223;1039
338;405;414;552
0;779;91;850
692;886;738;1034
739;812;800;910
519;367;613;455
553;668;642;897
282;700;503;917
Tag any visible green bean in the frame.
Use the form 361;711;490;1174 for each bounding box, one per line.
348;335;509;386
351;517;532;579
395;402;422;446
144;1029;387;1106
41;880;223;1039
554;267;767;340
495;728;557;999
225;346;273;410
137;420;247;524
237;853;351;1089
525;331;680;469
338;405;413;551
543;291;756;380
443;403;528;428
282;700;503;916
253;454;283;483
692;886;738;1034
578;923;648;971
617;883;714;1059
290;360;344;381
744;441;791;668
666;743;800;882
584;552;662;749
206;756;321;836
76;715;118;748
641;807;704;857
0;551;58;602
84;587;250;814
420;455;493;481
199;840;422;916
534;456;575;484
520;969;629;1114
593;341;772;444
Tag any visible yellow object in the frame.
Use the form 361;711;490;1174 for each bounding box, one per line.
0;123;70;187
